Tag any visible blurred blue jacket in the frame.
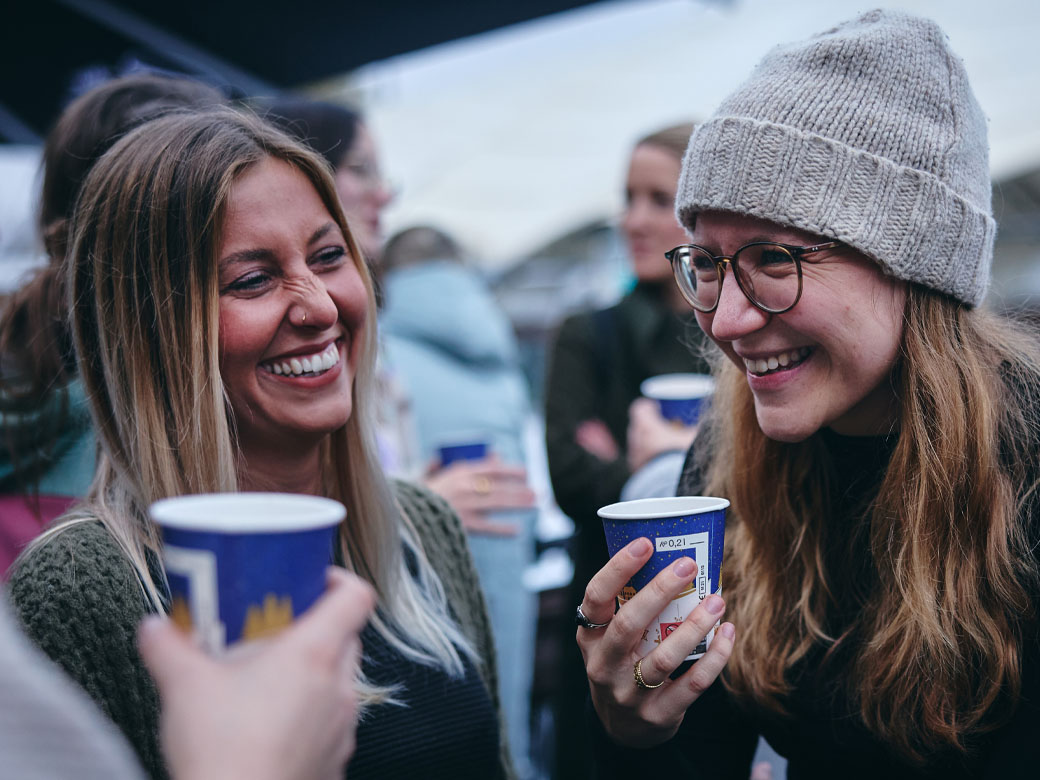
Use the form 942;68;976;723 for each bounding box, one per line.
380;260;531;468
380;259;537;774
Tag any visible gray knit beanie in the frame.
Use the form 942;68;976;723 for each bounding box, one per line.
675;9;994;307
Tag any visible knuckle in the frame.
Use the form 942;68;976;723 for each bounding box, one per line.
584;657;611;687
610;608;641;638
648;574;676;602
684;664;716;696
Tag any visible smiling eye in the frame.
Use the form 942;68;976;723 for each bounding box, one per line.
223;271;272;294
311;246;347;268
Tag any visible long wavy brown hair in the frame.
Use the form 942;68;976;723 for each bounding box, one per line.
699;284;1040;761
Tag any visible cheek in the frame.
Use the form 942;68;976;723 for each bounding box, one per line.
217;306;269;373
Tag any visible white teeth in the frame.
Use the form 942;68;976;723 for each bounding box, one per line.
262;343;341;377
743;348;810;375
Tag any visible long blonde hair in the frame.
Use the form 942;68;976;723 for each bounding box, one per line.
31;107;472;697
700;284;1040;760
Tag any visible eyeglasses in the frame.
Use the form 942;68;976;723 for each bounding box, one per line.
665;240;842;314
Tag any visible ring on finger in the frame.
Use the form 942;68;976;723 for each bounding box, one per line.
472;476;492;495
633;658;664;690
575;604;611;630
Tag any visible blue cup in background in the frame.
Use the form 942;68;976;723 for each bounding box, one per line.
151;493;344;653
437;438;489;467
599;496;728;659
640;373;716;426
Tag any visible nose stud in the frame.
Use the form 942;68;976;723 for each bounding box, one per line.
301;312;306;323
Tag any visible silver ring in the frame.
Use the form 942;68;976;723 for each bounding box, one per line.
575;604;610;630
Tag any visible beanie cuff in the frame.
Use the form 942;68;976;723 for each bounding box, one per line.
676;117;996;307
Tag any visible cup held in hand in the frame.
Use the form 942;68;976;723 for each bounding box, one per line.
436;437;489;467
150;493;344;653
640;373;715;426
599;496;728;659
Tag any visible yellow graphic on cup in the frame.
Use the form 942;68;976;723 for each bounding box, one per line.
170;596;194;633
241;593;294;641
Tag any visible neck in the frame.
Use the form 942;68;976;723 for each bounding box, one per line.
236;439;324;495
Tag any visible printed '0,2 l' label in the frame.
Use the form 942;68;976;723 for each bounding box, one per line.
655;532;709;553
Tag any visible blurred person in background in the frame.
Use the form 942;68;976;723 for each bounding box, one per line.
265;101;537;544
0;74;225;579
8;108;513;779
543;122;711;779
380;225;539;777
263;98;422;475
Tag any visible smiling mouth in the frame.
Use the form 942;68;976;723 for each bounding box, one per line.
261;342;340;377
743;347;812;377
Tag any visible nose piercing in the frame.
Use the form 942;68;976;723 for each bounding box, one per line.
301;312;306;323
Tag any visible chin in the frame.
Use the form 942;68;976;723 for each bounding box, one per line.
754;408;818;444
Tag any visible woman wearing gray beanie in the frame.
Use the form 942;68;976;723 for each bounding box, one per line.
575;10;1040;778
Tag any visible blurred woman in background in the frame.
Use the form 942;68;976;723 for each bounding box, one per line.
543;122;711;779
0;74;224;577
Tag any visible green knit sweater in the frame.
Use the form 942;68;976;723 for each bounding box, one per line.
8;480;513;779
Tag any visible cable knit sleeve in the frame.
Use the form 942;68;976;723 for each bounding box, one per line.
391;478;516;780
7;521;166;780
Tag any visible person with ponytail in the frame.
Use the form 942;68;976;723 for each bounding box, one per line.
576;11;1040;778
0;74;223;577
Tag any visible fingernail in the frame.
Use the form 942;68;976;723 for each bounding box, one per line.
673;557;695;578
628;538;651;557
719;622;735;639
705;594;724;615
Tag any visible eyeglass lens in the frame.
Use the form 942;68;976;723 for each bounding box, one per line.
673;244;800;313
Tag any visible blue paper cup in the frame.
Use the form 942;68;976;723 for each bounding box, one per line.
150;493;344;653
599;496;728;659
640;373;715;426
437;439;489;467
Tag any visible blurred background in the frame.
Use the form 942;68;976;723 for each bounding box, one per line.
3;0;1039;404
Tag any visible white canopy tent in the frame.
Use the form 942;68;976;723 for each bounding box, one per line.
3;0;1038;296
328;0;1040;274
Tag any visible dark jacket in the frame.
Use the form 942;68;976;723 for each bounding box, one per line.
544;283;709;576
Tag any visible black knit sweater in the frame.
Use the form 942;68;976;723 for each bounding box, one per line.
8;480;512;779
590;429;1040;778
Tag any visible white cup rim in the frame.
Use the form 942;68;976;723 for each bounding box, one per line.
598;496;729;520
640;373;715;400
150;492;345;533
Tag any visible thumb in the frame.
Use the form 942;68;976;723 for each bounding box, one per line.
138;616;211;693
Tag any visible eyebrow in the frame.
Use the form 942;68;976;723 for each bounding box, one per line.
218;223;341;270
309;223;337;244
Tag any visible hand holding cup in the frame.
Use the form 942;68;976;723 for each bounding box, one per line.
577;538;735;747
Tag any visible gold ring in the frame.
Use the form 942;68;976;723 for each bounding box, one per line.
472;476;491;496
633;658;664;690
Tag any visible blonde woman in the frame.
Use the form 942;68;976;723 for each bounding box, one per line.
8;108;511;780
577;11;1040;778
